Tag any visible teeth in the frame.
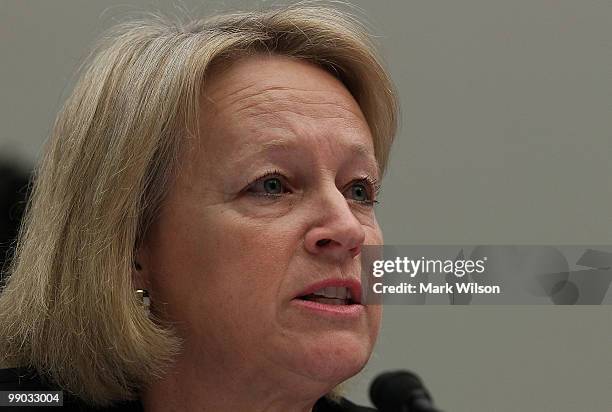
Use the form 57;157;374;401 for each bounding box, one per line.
313;287;350;299
324;287;336;298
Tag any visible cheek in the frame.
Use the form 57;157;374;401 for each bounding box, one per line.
146;206;298;330
365;215;383;244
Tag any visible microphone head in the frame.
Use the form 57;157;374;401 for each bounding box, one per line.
370;370;433;412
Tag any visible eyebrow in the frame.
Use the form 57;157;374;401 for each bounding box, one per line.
233;138;380;175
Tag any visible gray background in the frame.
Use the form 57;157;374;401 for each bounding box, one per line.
1;1;611;410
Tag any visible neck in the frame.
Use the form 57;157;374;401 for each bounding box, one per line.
141;350;329;412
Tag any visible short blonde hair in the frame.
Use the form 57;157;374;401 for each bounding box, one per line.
0;4;398;407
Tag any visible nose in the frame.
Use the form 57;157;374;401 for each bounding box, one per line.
304;187;367;261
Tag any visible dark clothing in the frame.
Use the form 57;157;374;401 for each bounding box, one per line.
0;367;375;411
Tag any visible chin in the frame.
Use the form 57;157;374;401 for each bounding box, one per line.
295;330;373;385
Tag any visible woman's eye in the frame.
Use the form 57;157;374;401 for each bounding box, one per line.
246;174;289;196
262;177;283;194
348;183;369;202
344;178;380;206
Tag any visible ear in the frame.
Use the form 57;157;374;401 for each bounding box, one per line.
133;245;152;290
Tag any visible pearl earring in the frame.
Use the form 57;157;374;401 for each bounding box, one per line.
135;289;150;317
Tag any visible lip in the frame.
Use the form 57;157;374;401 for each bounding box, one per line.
291;278;365;319
291;298;364;318
294;278;363;305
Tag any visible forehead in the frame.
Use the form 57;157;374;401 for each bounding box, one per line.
195;54;376;169
203;54;360;110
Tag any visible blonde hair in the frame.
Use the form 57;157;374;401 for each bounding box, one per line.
0;3;398;407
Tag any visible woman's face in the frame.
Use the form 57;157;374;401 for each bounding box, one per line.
140;55;383;392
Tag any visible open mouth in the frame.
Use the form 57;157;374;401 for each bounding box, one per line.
297;286;357;306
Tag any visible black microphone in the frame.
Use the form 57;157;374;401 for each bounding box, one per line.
370;370;442;412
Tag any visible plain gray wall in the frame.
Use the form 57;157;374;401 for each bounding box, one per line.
1;1;611;411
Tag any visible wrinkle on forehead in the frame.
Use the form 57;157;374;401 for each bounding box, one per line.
206;83;367;127
201;55;367;123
